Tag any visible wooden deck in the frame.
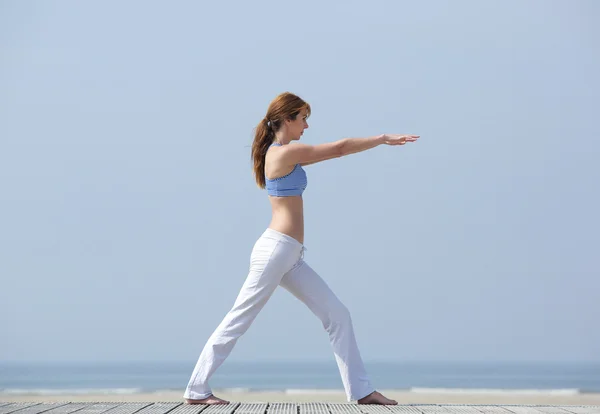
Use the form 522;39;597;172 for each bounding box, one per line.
0;402;599;414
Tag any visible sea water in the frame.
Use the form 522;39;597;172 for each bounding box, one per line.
0;360;598;396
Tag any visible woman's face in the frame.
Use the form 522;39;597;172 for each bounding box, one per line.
287;108;309;140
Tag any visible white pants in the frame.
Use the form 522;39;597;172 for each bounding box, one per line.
183;228;374;402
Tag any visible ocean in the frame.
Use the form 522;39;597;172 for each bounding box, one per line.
1;361;599;396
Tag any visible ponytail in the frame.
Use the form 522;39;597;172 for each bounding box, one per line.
251;118;275;188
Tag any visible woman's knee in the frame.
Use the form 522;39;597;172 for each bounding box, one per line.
324;301;352;331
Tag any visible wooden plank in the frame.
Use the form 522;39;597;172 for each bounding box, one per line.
436;409;505;414
0;405;42;414
69;404;122;414
356;405;392;414
326;404;362;414
1;404;71;414
236;404;268;414
438;406;515;414
326;404;361;414
466;406;514;414
266;403;296;414
386;405;427;414
133;404;181;414
96;404;152;414
162;404;210;414
559;408;600;414
299;403;329;414
200;403;240;414
509;407;571;414
499;407;542;414
500;409;546;414
529;407;577;414
437;407;483;414
43;404;91;414
411;407;452;414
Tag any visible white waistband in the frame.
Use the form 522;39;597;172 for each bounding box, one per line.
263;228;305;250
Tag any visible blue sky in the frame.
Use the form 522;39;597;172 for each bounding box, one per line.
1;0;598;363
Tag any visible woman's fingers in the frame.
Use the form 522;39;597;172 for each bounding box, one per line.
382;134;420;145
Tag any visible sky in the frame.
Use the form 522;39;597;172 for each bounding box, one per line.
1;1;599;364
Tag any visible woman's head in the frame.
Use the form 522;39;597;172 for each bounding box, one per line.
252;92;311;188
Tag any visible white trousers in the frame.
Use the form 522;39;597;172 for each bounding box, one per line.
183;228;374;402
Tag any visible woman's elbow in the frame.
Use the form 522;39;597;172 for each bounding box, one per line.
335;140;347;157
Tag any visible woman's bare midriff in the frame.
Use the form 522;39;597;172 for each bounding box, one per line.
267;195;304;244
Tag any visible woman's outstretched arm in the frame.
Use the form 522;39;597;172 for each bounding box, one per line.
280;134;419;167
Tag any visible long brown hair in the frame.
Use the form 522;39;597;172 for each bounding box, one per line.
251;92;311;188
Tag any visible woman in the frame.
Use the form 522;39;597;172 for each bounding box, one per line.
184;92;419;405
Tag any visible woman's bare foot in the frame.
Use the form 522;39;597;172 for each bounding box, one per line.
185;394;229;405
357;390;398;405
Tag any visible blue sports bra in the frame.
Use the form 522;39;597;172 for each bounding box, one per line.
265;143;307;197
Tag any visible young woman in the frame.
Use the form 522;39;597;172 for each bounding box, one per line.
184;92;419;405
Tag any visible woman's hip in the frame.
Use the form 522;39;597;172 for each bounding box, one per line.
249;228;305;274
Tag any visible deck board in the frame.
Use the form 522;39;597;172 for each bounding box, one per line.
463;406;513;414
266;403;295;414
409;406;451;414
0;404;598;414
558;408;600;414
326;404;361;414
385;405;425;413
357;405;393;414
430;406;480;414
202;403;241;414
0;404;71;414
164;404;208;414
134;404;181;414
91;404;152;414
71;404;122;414
236;404;267;414
526;407;577;414
0;404;43;414
43;403;92;414
502;407;558;414
300;403;330;414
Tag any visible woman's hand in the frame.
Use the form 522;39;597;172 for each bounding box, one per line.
379;134;420;146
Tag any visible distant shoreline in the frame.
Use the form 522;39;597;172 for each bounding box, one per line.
0;387;592;396
2;389;600;405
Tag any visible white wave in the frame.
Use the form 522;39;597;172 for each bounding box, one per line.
284;389;345;394
149;389;182;394
0;388;143;395
409;387;581;395
220;388;252;393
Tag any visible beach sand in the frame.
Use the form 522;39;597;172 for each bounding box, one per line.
2;390;600;405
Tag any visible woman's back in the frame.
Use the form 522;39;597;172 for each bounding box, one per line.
265;143;306;243
267;196;305;243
